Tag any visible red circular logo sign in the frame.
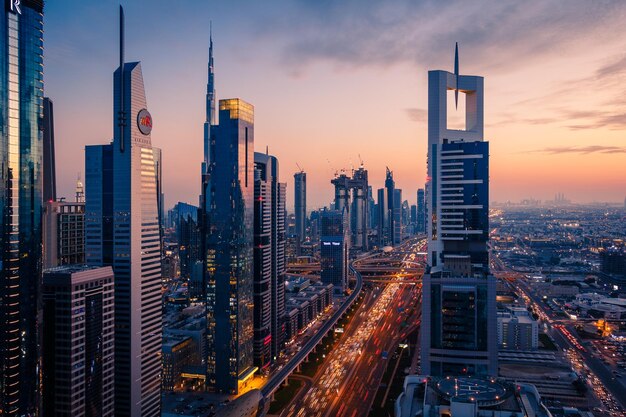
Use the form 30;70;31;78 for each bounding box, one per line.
137;109;152;135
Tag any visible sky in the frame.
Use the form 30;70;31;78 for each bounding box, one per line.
45;0;626;210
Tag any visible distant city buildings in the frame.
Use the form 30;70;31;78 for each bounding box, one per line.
421;46;497;377
320;209;349;294
42;265;115;417
600;247;626;279
331;166;369;251
84;8;162;415
0;1;45;414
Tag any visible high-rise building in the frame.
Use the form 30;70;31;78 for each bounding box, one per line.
382;167;396;245
254;152;287;369
420;45;497;377
43;97;56;202
417;188;425;233
43;200;85;269
393;189;403;244
84;7;162;415
320;209;349;294
202;98;256;394
377;187;390;246
0;1;44;414
294;170;306;246
42;265;115;417
331;166;369;251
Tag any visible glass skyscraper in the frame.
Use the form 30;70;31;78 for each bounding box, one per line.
294;170;306;247
0;1;44;415
85;7;162;416
420;50;497;377
320;209;349;294
202;98;255;394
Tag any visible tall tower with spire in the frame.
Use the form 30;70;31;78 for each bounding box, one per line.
203;25;216;172
85;6;162;416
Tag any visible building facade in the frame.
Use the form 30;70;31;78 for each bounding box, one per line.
43;96;56;202
202;99;256;394
84;8;162;415
417;188;425;233
0;1;44;414
43;200;85;269
420;48;497;377
320;209;349;294
42;265;115;417
257;153;286;364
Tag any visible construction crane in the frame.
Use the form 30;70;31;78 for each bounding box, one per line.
296;162;304;173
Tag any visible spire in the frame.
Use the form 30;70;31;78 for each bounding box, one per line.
206;21;215;125
118;5;126;152
204;22;217;170
454;42;459;109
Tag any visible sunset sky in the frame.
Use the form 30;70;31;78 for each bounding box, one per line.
45;0;626;210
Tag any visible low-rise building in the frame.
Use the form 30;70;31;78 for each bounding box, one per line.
395;375;552;417
497;307;539;350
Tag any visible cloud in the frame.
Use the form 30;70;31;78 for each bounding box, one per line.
405;108;427;123
530;146;626;155
253;0;626;75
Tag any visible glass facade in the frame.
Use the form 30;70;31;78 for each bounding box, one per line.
203;99;255;394
85;60;162;416
320;209;348;294
0;2;44;415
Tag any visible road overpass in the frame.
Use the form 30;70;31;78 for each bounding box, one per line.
257;260;364;414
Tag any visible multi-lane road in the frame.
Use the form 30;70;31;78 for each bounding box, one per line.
278;238;425;417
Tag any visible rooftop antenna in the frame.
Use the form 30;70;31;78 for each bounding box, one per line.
266;145;268;155
358;154;364;168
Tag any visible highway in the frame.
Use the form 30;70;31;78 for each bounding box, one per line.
278;238;426;417
259;256;365;404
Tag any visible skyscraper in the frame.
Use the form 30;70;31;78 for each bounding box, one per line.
377;187;389;246
393;188;403;244
320;209;349;294
254;152;287;369
420;45;497;377
43;97;56;202
385;167;396;244
417;188;425;233
85;7;162;415
202;99;256;394
0;1;44;414
203;25;216;173
331;166;369;251
42;265;115;417
294;170;306;246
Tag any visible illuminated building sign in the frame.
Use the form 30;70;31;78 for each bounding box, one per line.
137;108;152;135
7;0;21;14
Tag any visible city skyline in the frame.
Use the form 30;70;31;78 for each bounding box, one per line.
45;1;626;209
